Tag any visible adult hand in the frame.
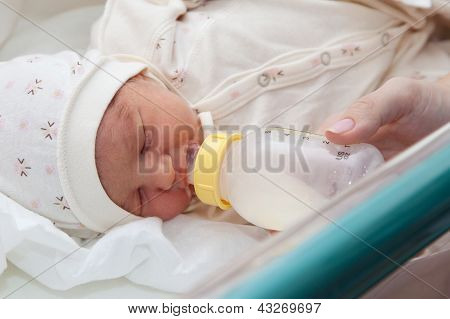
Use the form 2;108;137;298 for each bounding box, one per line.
320;75;450;160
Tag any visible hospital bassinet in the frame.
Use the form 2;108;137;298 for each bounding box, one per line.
0;0;449;299
1;124;448;299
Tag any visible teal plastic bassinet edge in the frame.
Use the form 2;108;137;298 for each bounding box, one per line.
223;143;450;298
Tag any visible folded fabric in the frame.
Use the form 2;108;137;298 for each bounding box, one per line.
0;191;269;293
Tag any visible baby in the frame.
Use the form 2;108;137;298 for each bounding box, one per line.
95;74;203;220
1;0;449;236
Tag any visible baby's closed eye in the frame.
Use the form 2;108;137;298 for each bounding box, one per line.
141;128;154;153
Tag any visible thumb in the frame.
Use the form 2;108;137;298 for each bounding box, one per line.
324;78;422;145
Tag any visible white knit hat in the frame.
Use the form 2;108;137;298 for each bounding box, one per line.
0;50;151;233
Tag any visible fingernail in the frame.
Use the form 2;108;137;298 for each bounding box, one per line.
327;118;355;134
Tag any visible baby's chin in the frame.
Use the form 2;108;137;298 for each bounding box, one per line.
140;187;193;220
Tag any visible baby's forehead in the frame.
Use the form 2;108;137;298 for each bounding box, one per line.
107;85;141;131
97;93;138;157
109;84;134;118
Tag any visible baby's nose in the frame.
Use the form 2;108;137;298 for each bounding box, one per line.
157;153;176;191
170;144;190;174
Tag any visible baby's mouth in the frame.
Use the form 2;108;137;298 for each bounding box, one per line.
189;184;195;196
186;143;200;185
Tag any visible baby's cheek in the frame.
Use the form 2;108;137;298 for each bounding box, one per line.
143;189;191;220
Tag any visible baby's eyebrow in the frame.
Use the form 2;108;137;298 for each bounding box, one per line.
111;99;138;153
115;102;140;209
115;100;132;121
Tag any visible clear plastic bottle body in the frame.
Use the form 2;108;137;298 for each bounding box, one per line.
217;128;384;230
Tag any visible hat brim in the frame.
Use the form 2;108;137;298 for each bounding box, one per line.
57;55;147;233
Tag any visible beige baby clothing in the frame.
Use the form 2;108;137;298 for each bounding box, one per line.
90;0;449;132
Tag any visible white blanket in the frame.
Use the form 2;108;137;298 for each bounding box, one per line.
0;191;268;293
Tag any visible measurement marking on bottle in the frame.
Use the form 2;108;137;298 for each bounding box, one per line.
336;151;351;160
266;127;340;146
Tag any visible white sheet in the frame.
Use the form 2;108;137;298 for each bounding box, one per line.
0;191;269;293
0;262;175;298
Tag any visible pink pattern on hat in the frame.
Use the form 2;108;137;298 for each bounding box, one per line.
41;121;57;140
5;81;14;89
53;89;64;99
19;120;29;130
25;79;43;95
45;165;55;175
31;199;41;209
54;196;70;211
15;158;31;177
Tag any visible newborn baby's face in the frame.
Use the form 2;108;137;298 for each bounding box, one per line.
95;75;203;220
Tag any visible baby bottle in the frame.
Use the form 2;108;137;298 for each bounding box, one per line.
187;127;384;230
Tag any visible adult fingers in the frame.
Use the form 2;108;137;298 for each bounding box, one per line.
324;77;424;145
